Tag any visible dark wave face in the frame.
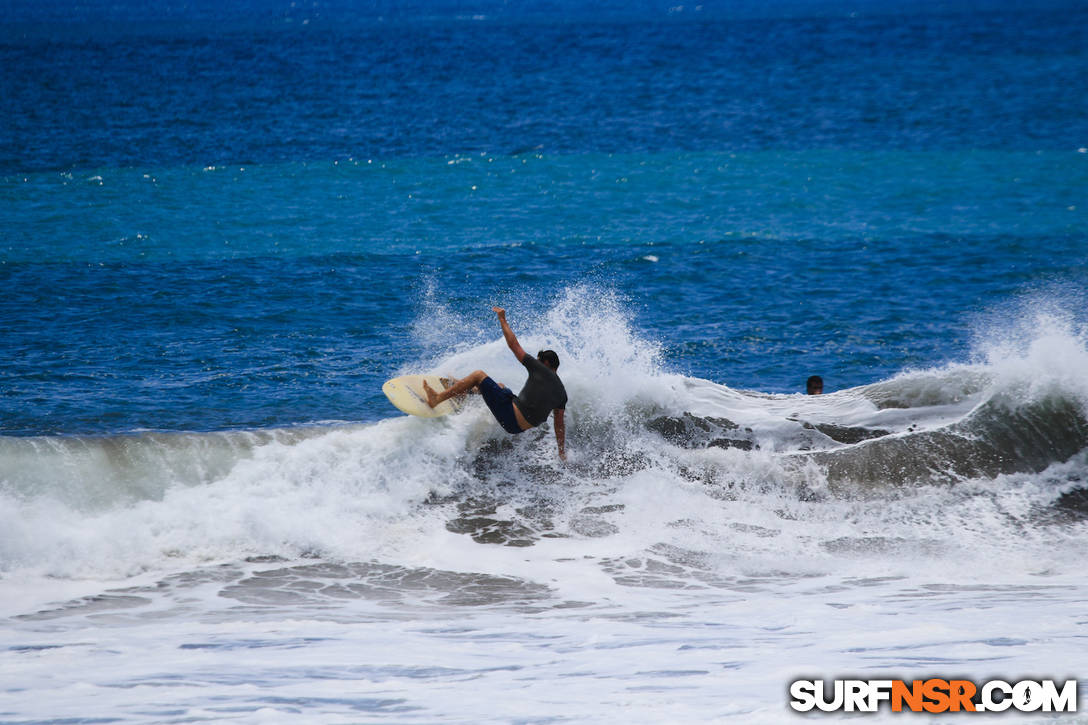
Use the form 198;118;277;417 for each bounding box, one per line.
807;394;1088;488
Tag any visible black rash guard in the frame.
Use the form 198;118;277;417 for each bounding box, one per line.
516;355;567;426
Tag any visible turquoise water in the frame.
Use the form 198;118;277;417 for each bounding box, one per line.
5;150;1086;434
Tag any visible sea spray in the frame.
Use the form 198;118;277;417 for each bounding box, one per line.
5;291;1088;584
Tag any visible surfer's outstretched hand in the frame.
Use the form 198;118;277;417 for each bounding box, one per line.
492;306;506;318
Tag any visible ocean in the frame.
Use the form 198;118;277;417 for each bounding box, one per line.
2;0;1088;721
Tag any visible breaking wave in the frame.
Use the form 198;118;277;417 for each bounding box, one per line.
2;288;1087;586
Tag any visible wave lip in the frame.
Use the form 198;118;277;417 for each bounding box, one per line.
808;307;1088;488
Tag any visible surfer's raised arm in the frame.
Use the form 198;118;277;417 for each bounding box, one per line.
417;306;568;461
493;306;527;362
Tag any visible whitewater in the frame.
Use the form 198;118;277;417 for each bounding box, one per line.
2;290;1087;722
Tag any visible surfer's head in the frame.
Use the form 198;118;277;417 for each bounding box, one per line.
537;350;560;371
806;375;823;395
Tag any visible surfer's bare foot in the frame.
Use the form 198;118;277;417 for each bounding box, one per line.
421;380;440;408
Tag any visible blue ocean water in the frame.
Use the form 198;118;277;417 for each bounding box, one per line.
3;2;1088;722
3;0;1087;434
4;151;1087;434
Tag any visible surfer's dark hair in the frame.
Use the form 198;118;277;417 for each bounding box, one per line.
537;350;560;369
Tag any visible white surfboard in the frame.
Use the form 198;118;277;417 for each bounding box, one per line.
382;375;464;418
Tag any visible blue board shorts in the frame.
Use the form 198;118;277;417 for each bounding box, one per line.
479;377;525;435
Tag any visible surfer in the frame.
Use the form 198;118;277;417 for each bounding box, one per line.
422;307;568;461
807;375;824;395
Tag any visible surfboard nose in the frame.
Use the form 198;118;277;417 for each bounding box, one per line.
383;375;463;418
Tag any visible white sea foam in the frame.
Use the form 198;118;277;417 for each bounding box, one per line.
1;287;1087;584
0;307;1080;590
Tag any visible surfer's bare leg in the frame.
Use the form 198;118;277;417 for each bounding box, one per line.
440;376;479;397
424;370;488;408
